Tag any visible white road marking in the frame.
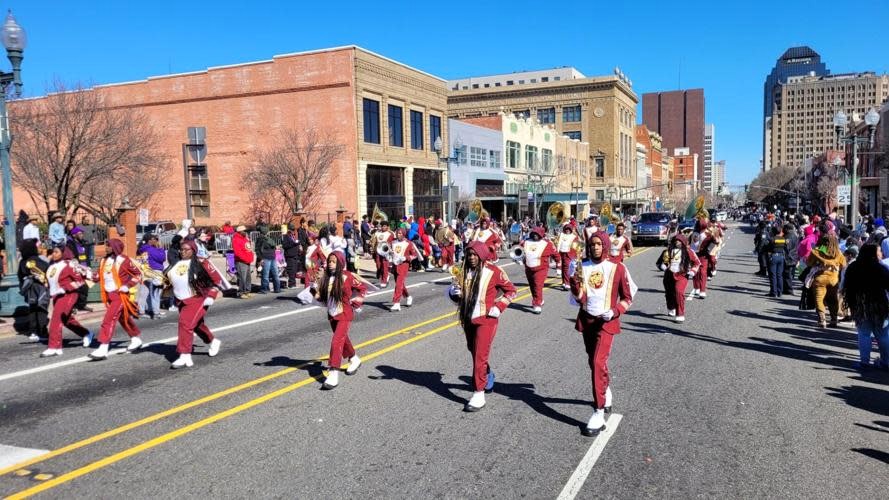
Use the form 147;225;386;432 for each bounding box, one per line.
556;413;623;500
0;444;48;469
0;266;515;382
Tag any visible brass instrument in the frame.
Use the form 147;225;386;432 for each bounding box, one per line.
70;262;96;288
138;261;166;287
371;203;389;222
571;239;583;255
449;263;464;288
377;242;391;258
547;202;569;228
26;260;47;285
599;202;613;228
509;245;524;262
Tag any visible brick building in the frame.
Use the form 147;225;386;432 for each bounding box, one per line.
642;89;705;184
5;46;449;225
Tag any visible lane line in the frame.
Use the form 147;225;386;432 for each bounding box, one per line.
556;414;623;500
6;289;534;499
0;446;48;471
0;310;458;477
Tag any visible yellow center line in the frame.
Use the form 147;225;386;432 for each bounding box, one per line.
6;250;649;497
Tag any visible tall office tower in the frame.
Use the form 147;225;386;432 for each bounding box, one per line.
703;124;715;193
642;89;705;185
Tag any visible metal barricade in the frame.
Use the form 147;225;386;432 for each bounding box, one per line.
214;233;233;254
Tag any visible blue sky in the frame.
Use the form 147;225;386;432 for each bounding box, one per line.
4;0;888;186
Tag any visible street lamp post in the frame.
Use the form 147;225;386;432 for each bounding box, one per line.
434;135;461;223
834;109;881;225
0;11;26;314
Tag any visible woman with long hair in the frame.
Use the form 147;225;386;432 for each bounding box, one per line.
841;243;889;369
41;246;94;357
657;233;700;323
90;239;143;360
314;251;367;390
806;232;846;328
165;240;225;368
448;241;516;412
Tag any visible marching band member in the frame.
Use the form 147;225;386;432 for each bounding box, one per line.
314;250;368;390
657;233;700;323
373;220;395;287
690;219;715;299
583;215;599;242
608;222;633;263
41;246;94;357
166;240;224;369
709;221;726;278
449;241;516;412
556;224;581;290
390;228;418;311
472;218;502;254
434;219;457;272
520;227;559;314
89;239;143;360
568;230;636;437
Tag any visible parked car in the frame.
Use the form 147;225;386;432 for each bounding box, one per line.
136;220;177;244
678;218;697;232
632;212;672;245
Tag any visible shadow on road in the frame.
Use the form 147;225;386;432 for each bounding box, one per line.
370;365;589;428
851;448;889;465
253;356;326;381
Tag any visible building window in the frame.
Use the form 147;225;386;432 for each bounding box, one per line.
541;149;553;173
506;80;514;85
472;84;479;89
565;131;582;141
530;78;537;83
366;165;405;218
541;77;549;82
429;115;441;149
515;109;530;119
563;105;582;122
489;150;501;169
518;80;525;84
470;146;488;167
596;190;605;201
595;157;605;178
537;107;555;124
388;105;403;147
507;141;521;169
410;110;423;150
363;98;380;144
525;145;539;171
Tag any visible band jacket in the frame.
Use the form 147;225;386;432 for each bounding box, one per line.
326;271;368;322
520;239;560;272
657;245;701;278
465;263;517;325
571;258;633;335
47;261;86;297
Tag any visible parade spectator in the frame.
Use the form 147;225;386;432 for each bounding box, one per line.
841;243;889;370
255;225;281;294
80;216;97;266
221;220;235;235
22;215;40;243
48;213;66;246
233;225;255;298
806;232;846;328
138;234;167;318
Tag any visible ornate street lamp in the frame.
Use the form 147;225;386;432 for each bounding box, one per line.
435;135;462;222
834;108;881;223
0;10;26;313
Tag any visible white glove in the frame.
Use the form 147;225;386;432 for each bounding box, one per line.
600;309;614;321
448;285;462;299
120;286;129;293
555;268;562;277
659;264;667;272
487;307;501;318
203;297;214;307
686;271;695;278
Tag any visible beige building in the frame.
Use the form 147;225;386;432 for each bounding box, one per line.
767;71;889;171
447;68;639;212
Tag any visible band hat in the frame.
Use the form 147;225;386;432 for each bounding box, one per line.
236;225;247;232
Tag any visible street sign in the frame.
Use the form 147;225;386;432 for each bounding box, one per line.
138;208;150;225
836;185;850;206
518;190;529;213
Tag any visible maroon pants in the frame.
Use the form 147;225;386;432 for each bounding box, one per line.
48;293;90;349
580;326;615;409
374;255;391;284
328;317;355;369
664;272;689;316
392;263;410;302
465;319;498;392
525;266;547;307
559;252;573;286
707;255;717;276
694;257;709;292
176;296;215;354
440;245;455;266
97;292;141;344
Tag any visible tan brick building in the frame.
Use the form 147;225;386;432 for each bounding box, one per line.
5;46;448;225
446;68;638;212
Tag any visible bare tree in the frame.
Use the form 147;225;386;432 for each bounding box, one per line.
9;81;167;222
243;128;345;222
748;166;798;203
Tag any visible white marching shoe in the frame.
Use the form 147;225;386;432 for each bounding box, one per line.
390;303;401;312
532;305;542;314
82;330;95;348
674;315;686;323
667;309;676;317
406;296;413;307
322;368;340;390
604;387;613;413
208;338;221;357
346;355;361;375
582;408;606;437
464;391;486;412
126;336;143;352
698;291;707;298
89;343;110;360
171;353;194;369
688;289;699;299
40;348;63;358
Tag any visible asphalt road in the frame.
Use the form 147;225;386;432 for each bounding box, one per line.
0;223;887;499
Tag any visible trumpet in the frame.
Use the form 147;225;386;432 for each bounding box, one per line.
26;260;47;285
509;245;524;262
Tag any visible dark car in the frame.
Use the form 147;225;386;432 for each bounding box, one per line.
632;212;672;245
678;218;697;232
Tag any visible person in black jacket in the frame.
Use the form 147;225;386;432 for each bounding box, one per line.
255;226;281;294
18;239;49;340
764;225;788;297
782;224;800;296
754;221;770;276
282;223;301;289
